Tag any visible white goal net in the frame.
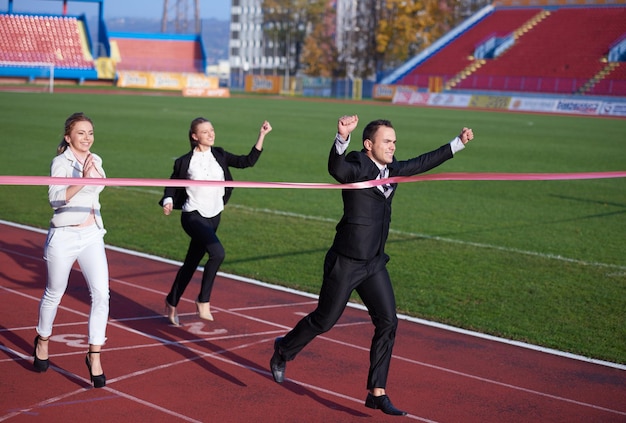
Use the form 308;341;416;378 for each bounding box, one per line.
0;61;55;93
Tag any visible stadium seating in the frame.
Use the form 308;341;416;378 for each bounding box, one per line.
110;36;204;73
0;14;94;69
395;8;543;88
456;6;626;94
392;5;626;97
0;12;204;81
586;62;626;97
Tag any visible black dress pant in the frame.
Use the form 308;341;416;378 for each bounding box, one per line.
166;210;225;306
279;249;398;389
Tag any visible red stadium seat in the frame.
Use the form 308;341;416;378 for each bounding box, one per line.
0;14;94;70
396;6;626;96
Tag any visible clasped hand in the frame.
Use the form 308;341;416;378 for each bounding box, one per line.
82;153;103;178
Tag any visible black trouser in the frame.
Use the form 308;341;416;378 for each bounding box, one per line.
166;211;224;306
279;249;398;390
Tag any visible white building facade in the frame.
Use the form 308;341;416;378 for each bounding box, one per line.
229;0;289;87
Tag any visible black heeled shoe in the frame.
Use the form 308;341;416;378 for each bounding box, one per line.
85;351;106;388
33;335;49;372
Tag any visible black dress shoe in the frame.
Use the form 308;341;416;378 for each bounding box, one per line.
269;337;286;383
365;393;407;416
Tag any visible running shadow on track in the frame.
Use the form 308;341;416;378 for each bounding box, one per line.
0;324;43;373
0;237;93;388
109;287;251;387
109;284;370;416
0;324;91;388
0;233;247;389
0;237;47;290
107;278;370;415
3;229;383;414
277;379;370;418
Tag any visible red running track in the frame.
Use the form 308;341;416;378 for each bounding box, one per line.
0;221;624;422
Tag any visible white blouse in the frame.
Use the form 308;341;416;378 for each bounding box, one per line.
48;148;105;228
183;148;225;218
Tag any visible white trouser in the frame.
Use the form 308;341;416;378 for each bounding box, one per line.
37;224;110;345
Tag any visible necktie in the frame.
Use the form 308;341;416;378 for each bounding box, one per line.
380;167;392;197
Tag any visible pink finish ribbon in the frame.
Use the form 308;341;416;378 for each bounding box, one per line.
0;172;624;189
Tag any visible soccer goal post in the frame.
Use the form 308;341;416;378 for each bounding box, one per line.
0;61;55;93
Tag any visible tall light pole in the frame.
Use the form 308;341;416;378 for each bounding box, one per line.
285;24;290;93
161;0;200;34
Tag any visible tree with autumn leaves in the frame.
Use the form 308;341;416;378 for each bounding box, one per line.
377;0;462;72
262;0;487;79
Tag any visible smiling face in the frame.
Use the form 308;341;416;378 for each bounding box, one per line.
65;120;94;159
191;121;215;151
364;125;396;166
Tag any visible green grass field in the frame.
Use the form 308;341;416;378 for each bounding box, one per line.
1;90;624;364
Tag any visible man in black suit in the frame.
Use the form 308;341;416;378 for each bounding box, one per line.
270;115;474;416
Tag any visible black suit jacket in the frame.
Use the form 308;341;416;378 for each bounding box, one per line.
159;146;262;209
328;141;453;260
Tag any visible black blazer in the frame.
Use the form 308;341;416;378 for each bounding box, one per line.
328;142;453;260
159;146;262;209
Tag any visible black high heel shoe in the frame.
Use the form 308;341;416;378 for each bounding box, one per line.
33;335;49;372
85;351;106;388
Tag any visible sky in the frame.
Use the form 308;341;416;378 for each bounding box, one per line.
0;0;231;20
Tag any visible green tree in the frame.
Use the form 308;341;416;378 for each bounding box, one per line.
300;2;338;77
376;0;462;72
376;0;424;71
263;0;490;79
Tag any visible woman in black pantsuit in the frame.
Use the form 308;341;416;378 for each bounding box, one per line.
160;117;272;325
